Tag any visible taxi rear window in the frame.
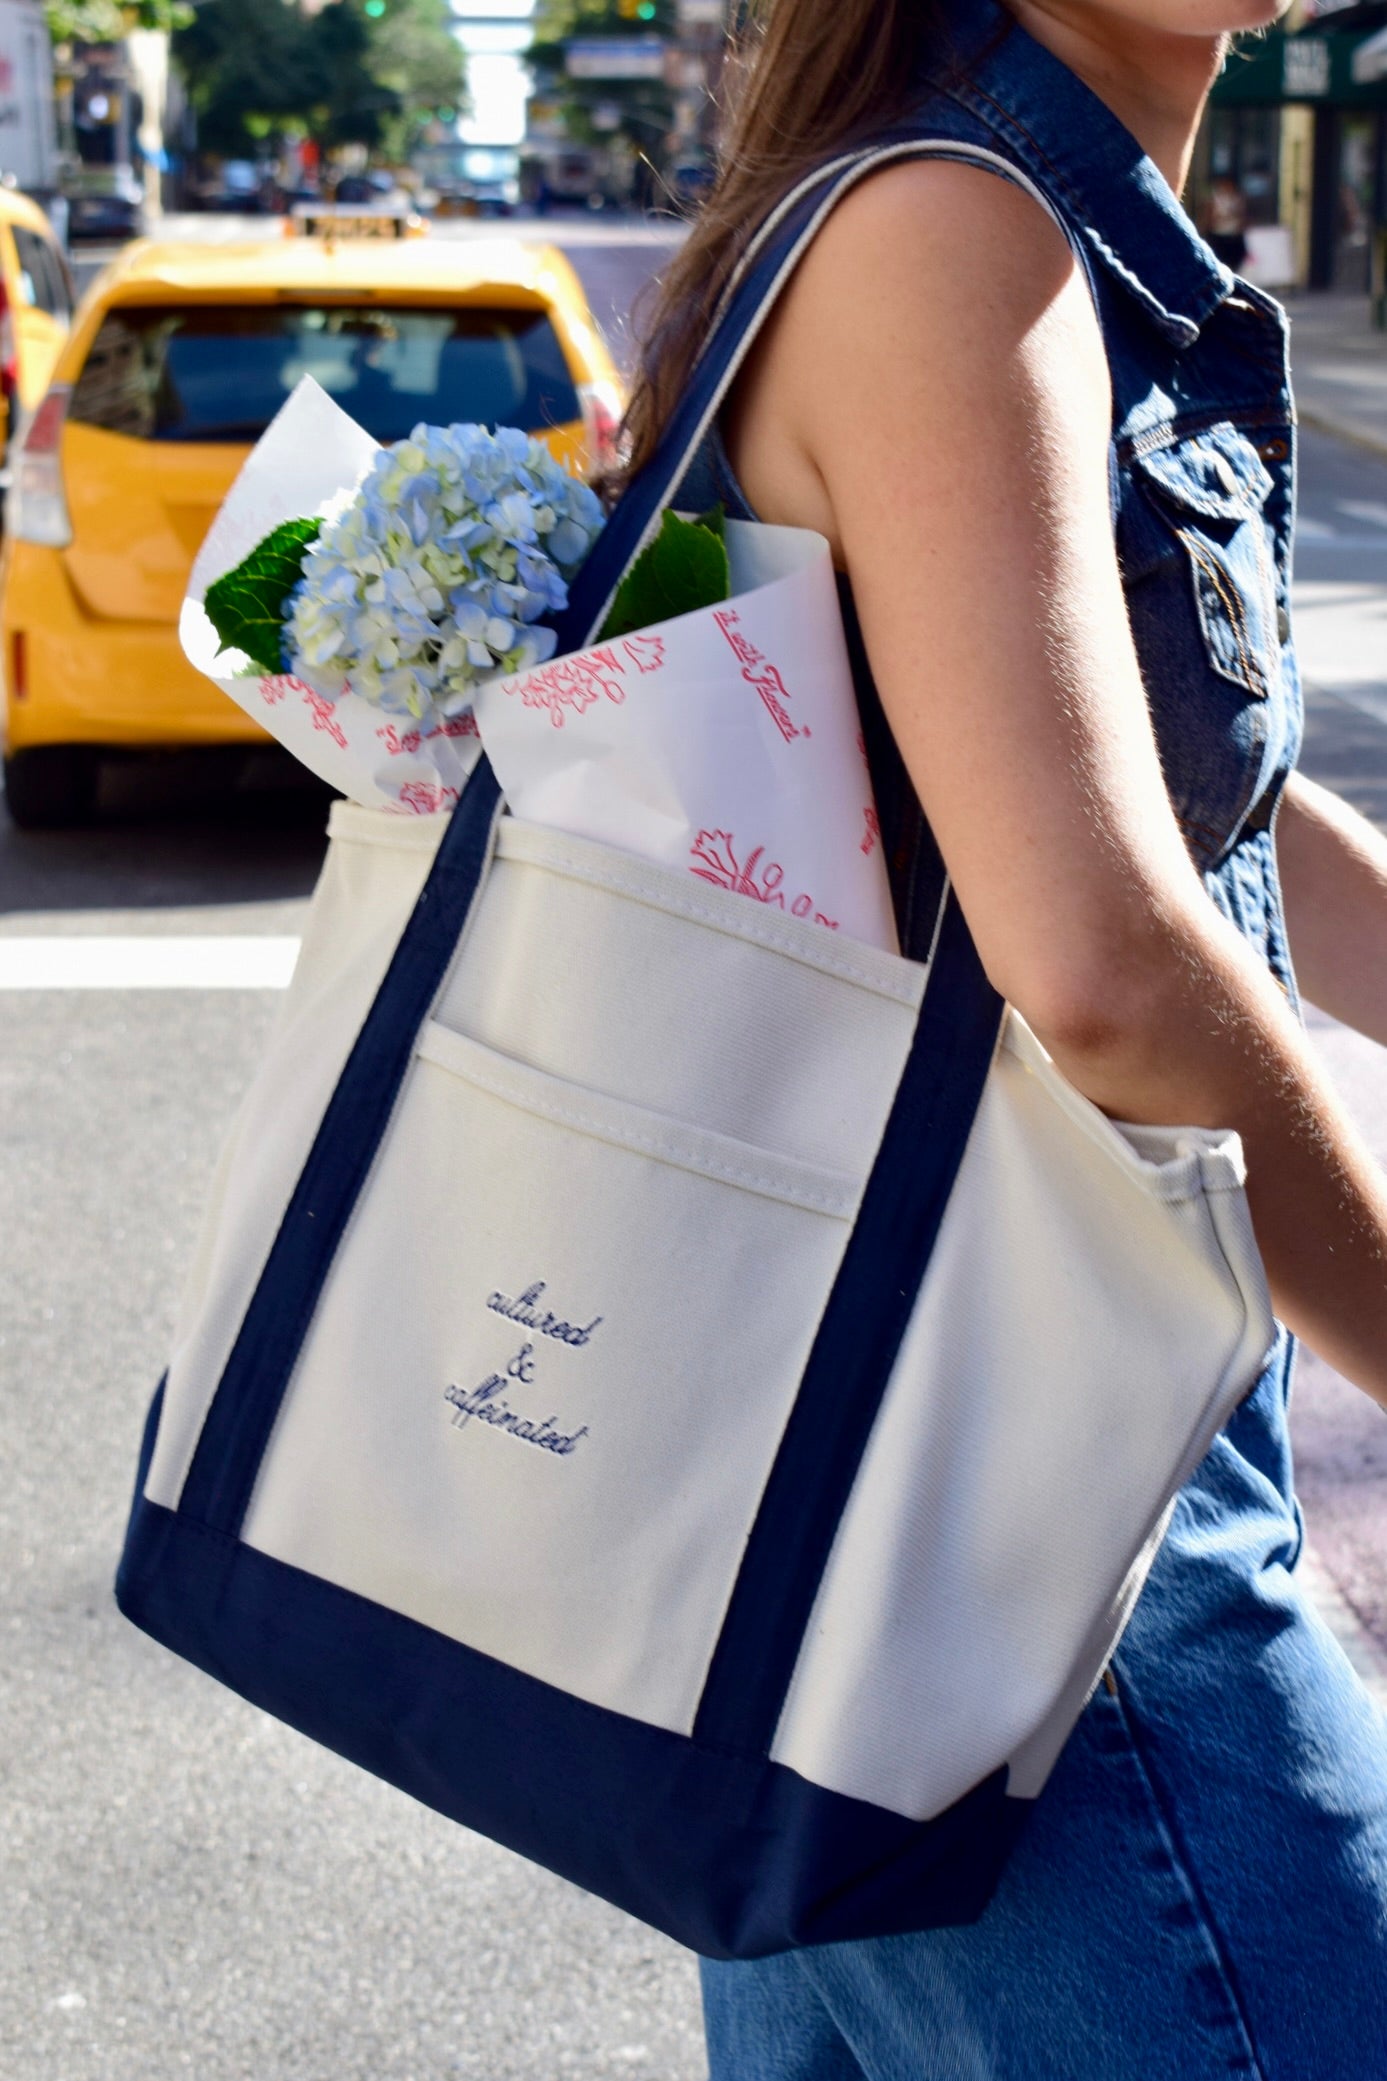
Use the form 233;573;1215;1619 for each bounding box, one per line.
68;302;583;444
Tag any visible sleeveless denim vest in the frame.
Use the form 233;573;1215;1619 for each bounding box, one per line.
675;0;1302;1011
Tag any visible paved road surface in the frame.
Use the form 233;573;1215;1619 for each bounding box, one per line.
1279;427;1387;1670
3;234;1385;2079
3;225;701;2081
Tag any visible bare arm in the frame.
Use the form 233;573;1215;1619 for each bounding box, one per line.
1278;769;1387;1046
726;161;1387;1404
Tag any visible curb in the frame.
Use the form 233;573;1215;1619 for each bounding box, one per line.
1299;1545;1387;1710
1295;403;1387;466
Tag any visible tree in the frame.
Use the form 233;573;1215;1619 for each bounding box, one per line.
527;0;676;164
306;0;396;153
361;0;466;161
173;0;465;161
173;0;320;158
46;0;188;46
530;0;674;32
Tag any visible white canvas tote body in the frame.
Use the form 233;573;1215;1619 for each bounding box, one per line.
116;138;1275;1959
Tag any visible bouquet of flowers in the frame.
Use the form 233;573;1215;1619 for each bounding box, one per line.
183;376;896;950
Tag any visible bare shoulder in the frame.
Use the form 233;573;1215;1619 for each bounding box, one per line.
812;154;1075;272
725;156;1110;554
791;155;1100;365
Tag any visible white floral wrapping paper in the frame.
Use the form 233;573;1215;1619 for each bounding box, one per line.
180;381;896;951
473;520;898;953
180;379;484;815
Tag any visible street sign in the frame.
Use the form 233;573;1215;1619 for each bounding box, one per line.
1284;37;1331;96
565;36;667;79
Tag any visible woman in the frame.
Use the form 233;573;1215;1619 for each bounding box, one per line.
1204;170;1250;270
622;0;1387;2074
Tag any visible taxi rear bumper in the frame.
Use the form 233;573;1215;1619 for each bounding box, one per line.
2;547;270;753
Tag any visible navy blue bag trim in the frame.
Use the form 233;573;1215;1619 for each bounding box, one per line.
117;1479;1025;1959
114;131;1065;1954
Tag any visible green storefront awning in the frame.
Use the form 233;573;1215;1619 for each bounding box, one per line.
1213;25;1387;106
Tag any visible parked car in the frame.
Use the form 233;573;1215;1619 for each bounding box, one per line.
417;146;517;219
330;172;410;207
0;184;72;460
523;147;615;215
197;160;268;214
63;166;145;242
666;152;716;210
0;224;625;826
432;180;519;220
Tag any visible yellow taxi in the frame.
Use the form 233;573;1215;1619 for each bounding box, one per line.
0;220;624;826
0;185;73;458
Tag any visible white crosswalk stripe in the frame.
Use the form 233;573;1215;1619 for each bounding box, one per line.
0;935;300;989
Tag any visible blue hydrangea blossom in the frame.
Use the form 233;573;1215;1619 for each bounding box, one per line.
285;422;606;720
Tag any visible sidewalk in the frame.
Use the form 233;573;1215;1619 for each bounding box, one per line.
1275;286;1387;1700
1291;683;1387;1714
1285;290;1387;459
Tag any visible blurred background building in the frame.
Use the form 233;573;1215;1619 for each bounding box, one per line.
1198;3;1387;295
12;0;1387;316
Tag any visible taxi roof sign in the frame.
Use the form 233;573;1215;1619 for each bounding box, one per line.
287;203;427;242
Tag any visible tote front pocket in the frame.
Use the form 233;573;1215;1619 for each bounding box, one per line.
239;1011;870;1739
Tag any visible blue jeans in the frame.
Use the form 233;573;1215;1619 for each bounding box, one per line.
701;1356;1387;2080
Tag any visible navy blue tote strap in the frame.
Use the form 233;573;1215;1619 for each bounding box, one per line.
554;138;956;656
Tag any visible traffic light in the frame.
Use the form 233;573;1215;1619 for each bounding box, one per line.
617;0;657;16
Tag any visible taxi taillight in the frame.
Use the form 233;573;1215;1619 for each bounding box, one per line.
9;384;73;548
0;280;15;395
578;380;625;480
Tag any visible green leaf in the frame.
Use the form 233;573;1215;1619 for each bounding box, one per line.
695;499;726;542
203;517;323;676
598;507;731;642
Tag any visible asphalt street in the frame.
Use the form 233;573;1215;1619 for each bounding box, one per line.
3;225;706;2081
1275;427;1387;1670
2;229;1385;2080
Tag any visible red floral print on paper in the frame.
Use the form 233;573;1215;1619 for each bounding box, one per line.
397;780;460;815
860;805;881;857
712;608;761;670
376;712;479;758
689;829;838;929
259;673;313;707
621;634;666;675
712;608;804;744
302;688;349;749
508;645;627;728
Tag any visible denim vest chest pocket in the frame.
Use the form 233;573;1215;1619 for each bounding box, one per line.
1127;425;1279;700
1117;423;1282;864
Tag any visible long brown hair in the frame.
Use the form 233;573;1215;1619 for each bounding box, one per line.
620;0;954;484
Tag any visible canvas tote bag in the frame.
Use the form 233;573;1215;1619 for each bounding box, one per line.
116;136;1275;1960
